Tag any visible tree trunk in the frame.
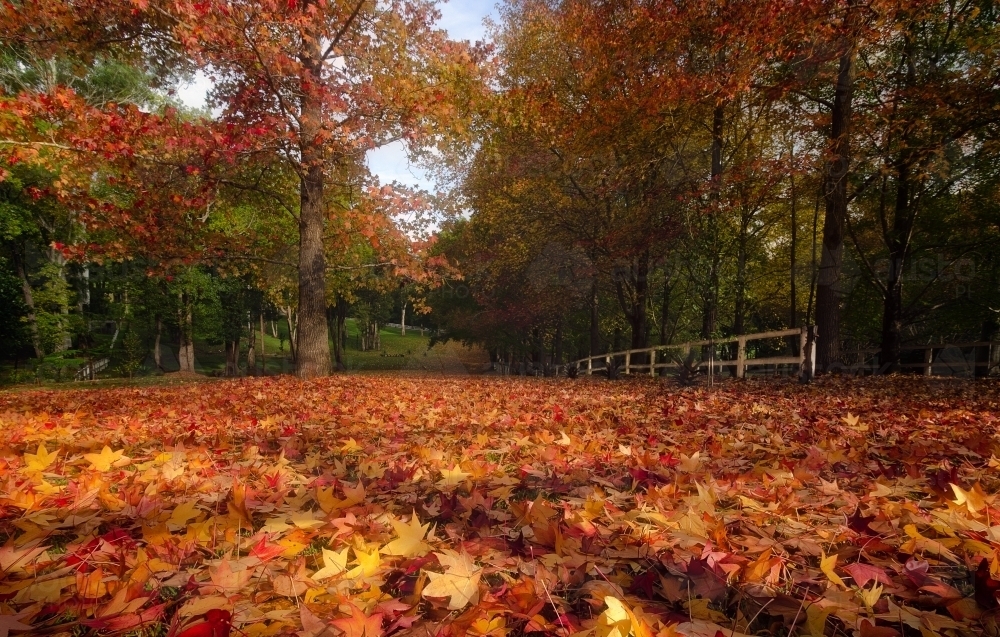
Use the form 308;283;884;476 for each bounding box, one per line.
154;315;163;372
816;29;857;374
701;256;719;341
225;336;241;377
879;159;913;374
284;306;298;363
612;255;650;358
177;292;195;373
12;249;43;359
880;274;903;374
789;167;798;329
659;270;671;346
589;278;600;355
877;33;918;375
246;315;256;375
332;298;347;371
979;316;999;378
260;313;266;376
401;301;406;337
631;257;649;351
734;224;748;336
701;103;725;360
295;11;332;378
554;318;563;365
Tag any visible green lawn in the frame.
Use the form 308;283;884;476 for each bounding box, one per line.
2;319;487;385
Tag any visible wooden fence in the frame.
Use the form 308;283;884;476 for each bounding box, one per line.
75;357;110;381
557;327;1000;379
569;326;815;379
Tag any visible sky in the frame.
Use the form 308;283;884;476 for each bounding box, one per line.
175;0;499;193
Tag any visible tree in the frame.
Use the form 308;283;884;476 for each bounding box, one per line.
2;0;484;378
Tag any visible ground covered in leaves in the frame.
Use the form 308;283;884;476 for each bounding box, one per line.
1;376;1000;637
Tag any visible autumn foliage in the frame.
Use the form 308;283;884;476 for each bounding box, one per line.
1;376;999;636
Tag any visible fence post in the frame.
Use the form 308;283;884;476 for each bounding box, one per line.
650;349;656;377
736;336;746;379
625;351;631;375
924;347;933;377
799;327;807;370
587;357;592;376
799;325;817;379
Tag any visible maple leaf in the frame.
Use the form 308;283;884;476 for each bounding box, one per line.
0;542;46;573
820;552;847;590
975;558;1000;609
272;557;312;597
950;482;988;514
169;500;203;529
0;612;32;637
83;446;128;471
842;563;892;589
678;451;701;473
340;438;363;454
437;466;471;488
23;442;58;472
846;507;876;534
311;546;350;580
842;413;866;433
332;603;383;637
205;559;253;595
175;609;232;637
382;511;431;557
422;550;482;610
858;582;883;609
249;535;285;562
344;546;382;579
317;481;366;512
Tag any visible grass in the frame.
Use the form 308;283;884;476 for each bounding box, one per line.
1;319;488;386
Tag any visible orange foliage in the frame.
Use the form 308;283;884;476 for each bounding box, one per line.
0;376;998;636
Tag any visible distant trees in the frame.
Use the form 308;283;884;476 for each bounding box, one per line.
431;0;1000;374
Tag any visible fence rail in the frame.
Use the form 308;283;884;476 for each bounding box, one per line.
566;326;815;379
525;328;1000;379
75;358;109;381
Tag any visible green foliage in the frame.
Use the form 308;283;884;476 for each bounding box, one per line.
116;326;145;378
32;261;76;353
0;257;29;359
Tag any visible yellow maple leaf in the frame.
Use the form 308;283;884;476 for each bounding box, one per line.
858;582;883;609
382;512;432;557
312;546;350;580
820;552;847;589
678;451;701;473
168;500;202;529
23;443;58;472
438;466;471;489
83;446;128;472
842;413;867;432
340;438;363;454
344;546;381;579
423;550;482;610
289;510;325;530
594;597;654;637
316;481;366;513
469;614;506;637
950;483;988;514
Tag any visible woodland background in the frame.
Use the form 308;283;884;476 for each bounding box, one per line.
1;0;999;382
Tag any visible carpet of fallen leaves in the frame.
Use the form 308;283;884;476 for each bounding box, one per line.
1;376;1000;637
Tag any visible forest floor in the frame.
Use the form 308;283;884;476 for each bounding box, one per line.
0;375;998;637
